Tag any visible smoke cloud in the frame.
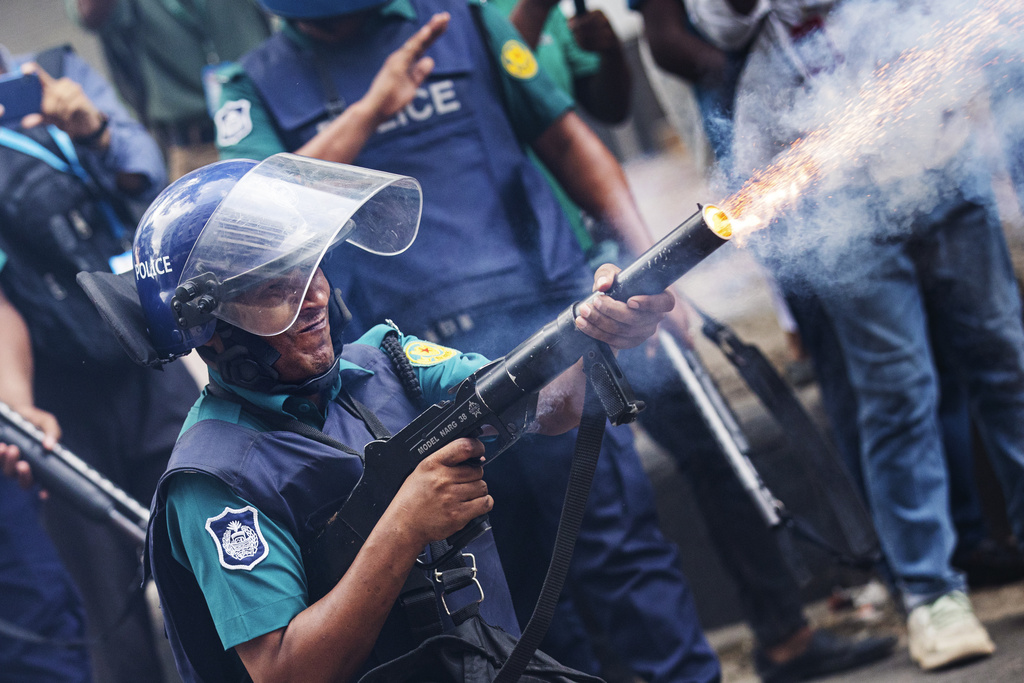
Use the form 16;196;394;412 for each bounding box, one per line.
707;0;1024;293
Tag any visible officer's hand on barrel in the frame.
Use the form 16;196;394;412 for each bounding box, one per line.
364;12;450;123
574;263;675;350
388;437;491;545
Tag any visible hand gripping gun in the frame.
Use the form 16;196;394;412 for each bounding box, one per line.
0;400;149;547
304;204;734;599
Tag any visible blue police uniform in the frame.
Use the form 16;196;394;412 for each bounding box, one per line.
0;235;90;683
209;3;721;679
0;478;91;682
149;325;523;681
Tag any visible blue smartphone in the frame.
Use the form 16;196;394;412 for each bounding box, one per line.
0;71;42;124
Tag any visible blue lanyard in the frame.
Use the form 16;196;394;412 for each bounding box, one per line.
0;125;128;240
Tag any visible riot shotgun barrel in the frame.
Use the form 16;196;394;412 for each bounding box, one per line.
475;204;733;410
0;400;149;546
306;204;733;597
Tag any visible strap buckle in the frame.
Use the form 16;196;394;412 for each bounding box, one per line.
434;552;484;616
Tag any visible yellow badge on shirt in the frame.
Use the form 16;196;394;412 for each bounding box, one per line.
500;39;538;80
404;339;459;366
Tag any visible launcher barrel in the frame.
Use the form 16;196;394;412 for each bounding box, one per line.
477;204;732;408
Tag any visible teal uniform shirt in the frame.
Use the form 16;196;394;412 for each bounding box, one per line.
165;324;488;651
209;0;573;160
489;0;599;94
489;0;600;253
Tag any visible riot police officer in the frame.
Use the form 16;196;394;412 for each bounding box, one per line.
72;154;673;681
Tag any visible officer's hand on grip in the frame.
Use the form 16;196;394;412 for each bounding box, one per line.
574;263;675;351
387;437;492;547
364;12;450;124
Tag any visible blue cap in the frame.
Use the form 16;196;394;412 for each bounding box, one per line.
258;0;389;18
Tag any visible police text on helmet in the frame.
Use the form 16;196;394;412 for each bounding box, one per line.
136;255;174;280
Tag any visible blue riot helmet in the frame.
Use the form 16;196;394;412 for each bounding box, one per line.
132;158;257;360
102;154;421;381
257;0;387;18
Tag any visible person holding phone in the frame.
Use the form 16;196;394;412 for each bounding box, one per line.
66;0;271;181
0;44;200;683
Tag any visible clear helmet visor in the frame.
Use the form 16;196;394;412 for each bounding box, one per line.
178;154;421;336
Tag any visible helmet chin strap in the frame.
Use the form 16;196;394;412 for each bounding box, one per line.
198;285;352;398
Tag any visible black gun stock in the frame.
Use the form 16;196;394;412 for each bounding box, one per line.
0;401;149;546
303;205;732;599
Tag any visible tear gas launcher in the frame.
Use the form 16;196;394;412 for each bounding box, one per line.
0;400;149;546
304;204;733;598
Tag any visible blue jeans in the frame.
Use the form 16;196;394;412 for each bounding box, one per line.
816;193;1024;609
787;291;990;555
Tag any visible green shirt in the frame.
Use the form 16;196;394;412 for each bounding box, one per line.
490;0;600;252
490;0;599;93
210;0;573;161
65;0;271;125
166;325;488;650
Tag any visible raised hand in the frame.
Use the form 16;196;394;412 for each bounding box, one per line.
364;12;450;122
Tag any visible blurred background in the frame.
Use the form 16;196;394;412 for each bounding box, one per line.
5;3;1024;681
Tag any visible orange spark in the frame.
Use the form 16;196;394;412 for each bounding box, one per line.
722;0;1024;240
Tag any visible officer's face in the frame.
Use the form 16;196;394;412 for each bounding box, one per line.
295;13;370;43
264;268;335;385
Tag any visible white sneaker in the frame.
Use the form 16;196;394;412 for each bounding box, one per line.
907;590;995;670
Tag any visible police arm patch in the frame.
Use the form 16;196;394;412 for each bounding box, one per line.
214;99;253;147
205;505;270;571
404;339;458;366
500;39;539;80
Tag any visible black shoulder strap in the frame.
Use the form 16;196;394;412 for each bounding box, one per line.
493;383;607;683
333;389;391;441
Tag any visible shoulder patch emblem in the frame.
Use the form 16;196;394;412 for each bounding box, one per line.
500;39;538;80
205;506;269;571
214;99;253;147
404;339;458;366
